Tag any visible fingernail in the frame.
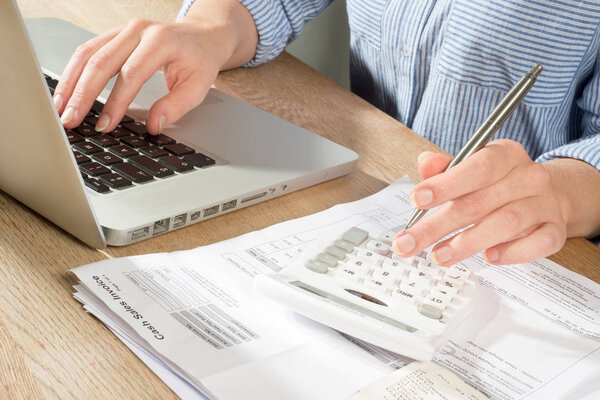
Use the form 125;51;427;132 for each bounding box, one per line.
53;94;63;111
409;188;434;208
159;115;166;133
417;151;434;163
484;248;500;263
61;106;76;125
392;233;416;255
95;113;110;132
431;246;453;265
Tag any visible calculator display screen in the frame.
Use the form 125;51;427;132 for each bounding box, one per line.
291;281;417;333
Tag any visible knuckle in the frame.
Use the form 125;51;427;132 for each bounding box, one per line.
87;51;110;71
74;43;93;60
539;229;565;254
527;163;550;186
500;207;523;231
128;18;151;31
473;156;494;182
144;24;172;41
454;194;483;220
119;63;140;81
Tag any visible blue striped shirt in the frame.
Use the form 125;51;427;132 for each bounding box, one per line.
179;1;600;245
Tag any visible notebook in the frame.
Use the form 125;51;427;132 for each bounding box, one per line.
0;0;358;248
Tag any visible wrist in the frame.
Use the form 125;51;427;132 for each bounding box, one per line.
180;0;258;70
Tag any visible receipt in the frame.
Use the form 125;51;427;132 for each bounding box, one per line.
352;361;488;400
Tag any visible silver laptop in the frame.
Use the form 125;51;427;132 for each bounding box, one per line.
0;1;358;249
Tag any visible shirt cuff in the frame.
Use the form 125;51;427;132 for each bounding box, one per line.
536;134;600;171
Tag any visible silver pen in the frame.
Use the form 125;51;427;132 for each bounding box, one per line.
404;64;544;230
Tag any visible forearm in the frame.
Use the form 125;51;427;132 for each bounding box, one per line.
180;0;258;70
543;158;600;239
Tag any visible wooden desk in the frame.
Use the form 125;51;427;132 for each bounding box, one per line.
2;1;599;398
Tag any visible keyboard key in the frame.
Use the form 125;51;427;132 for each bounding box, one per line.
73;141;104;155
183;153;216;167
429;288;453;303
90;135;120;148
164;143;194;156
66;130;84;144
333;239;354;253
447;265;471;280
47;78;58;90
147;134;176;146
366;240;390;255
112;163;154;183
106;126;132;139
157;155;195;172
391;287;416;303
341;227;369;246
325;246;347;260
122;121;149;135
356;249;383;266
423;294;448;311
85;115;99;126
121;136;149;149
73;151;91;165
364;278;387;292
83;176;111;193
99;173;133;189
120;115;134;124
90;100;104;115
92;152;123;166
80;162;110;177
129;155;175;178
337;267;362;282
74;124;100;138
305;259;329;274
110;144;139;158
140;146;169;158
316;252;338;267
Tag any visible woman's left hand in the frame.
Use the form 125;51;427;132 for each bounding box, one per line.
392;139;569;265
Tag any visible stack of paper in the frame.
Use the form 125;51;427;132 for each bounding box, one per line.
71;177;600;400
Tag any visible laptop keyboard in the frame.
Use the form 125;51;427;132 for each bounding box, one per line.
44;74;216;194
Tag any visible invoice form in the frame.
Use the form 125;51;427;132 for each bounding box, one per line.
71;177;600;400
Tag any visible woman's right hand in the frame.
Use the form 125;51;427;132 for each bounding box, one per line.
53;0;258;135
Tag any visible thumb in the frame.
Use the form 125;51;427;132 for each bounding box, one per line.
146;70;214;134
417;151;452;179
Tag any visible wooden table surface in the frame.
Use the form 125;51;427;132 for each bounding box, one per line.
2;1;599;398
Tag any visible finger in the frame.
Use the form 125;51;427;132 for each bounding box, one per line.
97;31;175;132
409;140;530;210
429;195;561;266
61;19;152;129
394;162;547;256
418;151;451;180
146;68;216;134
483;222;566;264
53;25;122;114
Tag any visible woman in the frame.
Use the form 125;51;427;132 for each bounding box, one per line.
53;0;600;265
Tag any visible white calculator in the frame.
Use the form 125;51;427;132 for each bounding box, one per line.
254;225;480;361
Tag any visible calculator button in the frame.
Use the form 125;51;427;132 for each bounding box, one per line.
423;295;448;311
430;287;453;303
376;231;395;245
373;269;400;284
366;240;390;255
442;273;465;288
392;253;415;266
317;253;338;267
382;259;408;274
447;265;471;280
337;267;362;282
417;262;444;277
333;239;355;253
325;246;347;260
418;303;443;320
437;280;460;295
341;227;369;246
408;270;433;286
391;288;416;303
364;278;388;292
305;259;329;274
399;279;421;296
344;257;372;274
356;249;383;266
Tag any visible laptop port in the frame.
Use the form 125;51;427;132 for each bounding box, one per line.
222;200;237;211
190;211;202;221
173;214;187;228
241;192;267;204
203;205;219;217
131;227;149;241
153;218;169;236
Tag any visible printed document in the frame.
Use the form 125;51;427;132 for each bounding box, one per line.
71;177;600;400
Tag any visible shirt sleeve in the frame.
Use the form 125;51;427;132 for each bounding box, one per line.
536;51;600;171
178;0;334;67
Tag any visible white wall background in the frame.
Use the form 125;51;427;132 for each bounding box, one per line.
285;0;350;89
